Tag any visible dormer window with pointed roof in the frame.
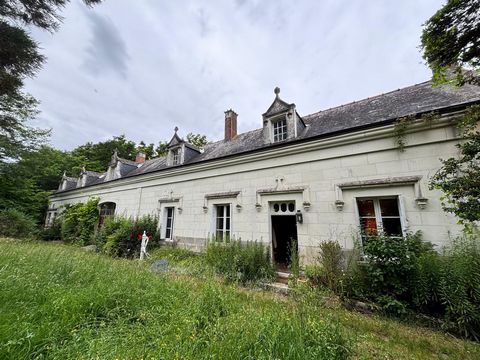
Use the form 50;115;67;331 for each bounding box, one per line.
166;127;201;167
262;87;306;144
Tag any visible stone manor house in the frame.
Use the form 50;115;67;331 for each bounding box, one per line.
47;81;480;265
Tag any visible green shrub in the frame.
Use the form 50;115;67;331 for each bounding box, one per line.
38;219;62;241
305;264;325;287
317;240;344;293
0;208;37;238
358;232;430;302
204;239;275;284
60;198;100;245
94;214;160;258
437;234;480;339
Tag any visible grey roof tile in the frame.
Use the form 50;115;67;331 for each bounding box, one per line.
56;80;480;192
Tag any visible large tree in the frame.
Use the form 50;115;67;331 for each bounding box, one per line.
0;0;102;161
422;1;480;223
421;0;480;85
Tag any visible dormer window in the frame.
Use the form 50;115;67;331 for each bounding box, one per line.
273;118;287;142
262;87;306;145
172;148;180;165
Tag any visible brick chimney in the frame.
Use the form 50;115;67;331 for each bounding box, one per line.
224;109;238;141
135;152;146;164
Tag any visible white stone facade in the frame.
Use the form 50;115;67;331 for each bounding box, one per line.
49;114;463;265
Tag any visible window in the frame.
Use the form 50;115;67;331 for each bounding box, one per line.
273;118;287;142
215;204;231;241
164;207;175;240
172;149;180;165
99;202;116;226
357;197;403;239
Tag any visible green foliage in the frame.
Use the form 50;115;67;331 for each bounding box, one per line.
289;239;300;284
186;132;209;149
0;208;37;238
60;198;99;245
421;0;480;86
430;104;480;223
94;214;160;258
411;233;480;339
0;240;353;359
38;219;62;241
356;232;430;302
305;264;325;287
204;239;275;284
0;93;49;162
71;135;138;172
393;115;414;151
0;20;44;97
438;234;480;339
317;240;344;293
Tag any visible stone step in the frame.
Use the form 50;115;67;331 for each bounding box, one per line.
265;282;289;294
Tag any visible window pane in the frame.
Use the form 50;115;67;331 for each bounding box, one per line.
380;198;399;216
288;203;295;212
357;199;375;216
216;216;223;231
382;218;402;236
360;217;377;235
217;205;224;217
226;217;230;231
226;204;230;217
166;227;171;239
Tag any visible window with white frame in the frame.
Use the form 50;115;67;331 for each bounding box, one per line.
272;118;287;142
164;207;175;240
172;148;180;165
356;197;403;240
215;204;231;241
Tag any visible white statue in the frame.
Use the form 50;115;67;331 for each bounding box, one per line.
140;230;149;260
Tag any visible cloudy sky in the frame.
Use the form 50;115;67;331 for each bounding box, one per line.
25;0;445;151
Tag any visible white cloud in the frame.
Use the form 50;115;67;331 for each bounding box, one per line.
24;0;444;151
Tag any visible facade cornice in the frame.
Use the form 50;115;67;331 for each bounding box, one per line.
50;112;460;202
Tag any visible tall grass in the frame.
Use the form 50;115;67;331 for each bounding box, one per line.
0;240;350;359
204;239;275;284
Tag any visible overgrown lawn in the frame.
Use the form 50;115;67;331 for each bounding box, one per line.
1;239;479;359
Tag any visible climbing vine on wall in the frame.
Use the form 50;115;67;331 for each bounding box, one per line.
60;197;100;245
393;112;441;152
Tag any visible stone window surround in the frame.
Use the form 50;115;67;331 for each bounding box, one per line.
158;195;182;241
334;175;428;211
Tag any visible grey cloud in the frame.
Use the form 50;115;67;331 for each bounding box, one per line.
83;12;129;78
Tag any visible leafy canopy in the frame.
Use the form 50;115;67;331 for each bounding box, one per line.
430;105;480;223
421;0;480;85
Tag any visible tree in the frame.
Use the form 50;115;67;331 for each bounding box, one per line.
1;0;102;161
155;141;168;157
71;135;137;172
186;133;208;149
136;141;155;159
0;145;85;222
0;93;49;161
421;0;480;85
422;1;480;223
430;105;480;223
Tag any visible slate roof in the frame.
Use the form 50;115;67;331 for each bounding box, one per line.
56;80;480;193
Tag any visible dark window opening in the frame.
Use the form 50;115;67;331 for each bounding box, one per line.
165;207;175;240
99;202;116;227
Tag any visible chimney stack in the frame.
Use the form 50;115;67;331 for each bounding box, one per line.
135;152;146;164
224;109;238;141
